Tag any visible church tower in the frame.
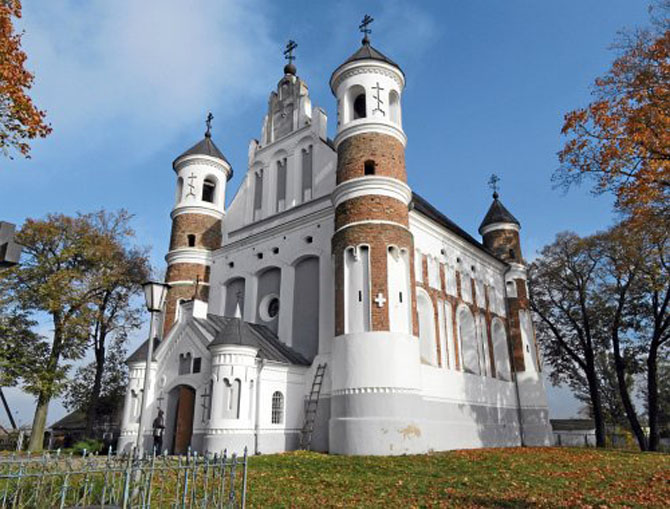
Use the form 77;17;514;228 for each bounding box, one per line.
479;183;551;445
329;17;422;455
163;116;232;336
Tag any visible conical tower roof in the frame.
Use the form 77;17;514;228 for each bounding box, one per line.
479;193;520;233
173;133;230;167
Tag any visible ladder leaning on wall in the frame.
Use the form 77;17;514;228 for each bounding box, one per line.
299;363;327;451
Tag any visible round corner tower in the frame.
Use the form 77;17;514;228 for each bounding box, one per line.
329;28;424;455
163;123;232;336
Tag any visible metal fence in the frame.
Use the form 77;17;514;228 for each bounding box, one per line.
553;431;637;449
0;447;248;508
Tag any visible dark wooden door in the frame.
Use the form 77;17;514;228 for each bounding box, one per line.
173;386;195;455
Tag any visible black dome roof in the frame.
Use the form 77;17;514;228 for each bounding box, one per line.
479;194;520;233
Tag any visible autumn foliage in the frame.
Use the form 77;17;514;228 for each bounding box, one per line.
0;0;50;158
557;15;670;219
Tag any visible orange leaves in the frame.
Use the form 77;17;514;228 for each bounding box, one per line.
0;0;51;158
556;25;670;221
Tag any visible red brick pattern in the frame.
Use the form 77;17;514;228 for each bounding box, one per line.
336;133;407;185
335;195;409;231
483;229;523;263
169;214;222;251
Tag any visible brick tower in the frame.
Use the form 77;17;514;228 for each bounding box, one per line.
479;188;552;445
329;20;422;455
163;116;232;336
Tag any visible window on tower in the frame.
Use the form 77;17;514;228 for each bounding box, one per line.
202;177;216;203
187;234;196;247
364;160;376;175
353;93;367;119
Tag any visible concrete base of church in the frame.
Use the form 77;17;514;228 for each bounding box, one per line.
203;430;301;455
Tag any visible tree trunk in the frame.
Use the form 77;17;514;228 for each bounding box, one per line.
647;343;659;451
85;341;105;438
27;390;50;452
586;368;606;447
612;330;648;450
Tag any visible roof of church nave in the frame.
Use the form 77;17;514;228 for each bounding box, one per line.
127;312;309;366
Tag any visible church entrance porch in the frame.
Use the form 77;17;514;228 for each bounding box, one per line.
167;385;195;455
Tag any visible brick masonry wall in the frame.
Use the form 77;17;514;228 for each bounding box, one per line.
333;223;418;336
335;195;409;231
483;229;523;263
336;133;407;184
163;262;211;336
414;253;510;377
169;214;222;251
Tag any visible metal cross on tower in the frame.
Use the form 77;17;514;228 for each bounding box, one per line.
359;14;374;43
284;40;297;63
488;174;500;199
372;82;385;116
205;112;213;137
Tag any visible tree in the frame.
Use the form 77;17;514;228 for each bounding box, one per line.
0;1;51;157
80;211;149;437
63;338;129;427
529;232;609;447
555;4;670;220
1;210;146;451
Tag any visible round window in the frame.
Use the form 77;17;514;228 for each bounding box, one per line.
259;293;280;322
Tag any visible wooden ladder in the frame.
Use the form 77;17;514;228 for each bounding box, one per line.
299;363;327;451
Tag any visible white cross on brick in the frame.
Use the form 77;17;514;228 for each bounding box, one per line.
374;293;387;308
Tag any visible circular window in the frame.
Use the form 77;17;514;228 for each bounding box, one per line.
259;294;280;321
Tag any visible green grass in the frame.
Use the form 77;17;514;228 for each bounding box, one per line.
246;447;670;508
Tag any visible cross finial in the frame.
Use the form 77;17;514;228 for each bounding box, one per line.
205;112;213;138
359;14;374;44
488;174;500;199
284;40;297;63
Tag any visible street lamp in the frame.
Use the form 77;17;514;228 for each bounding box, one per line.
136;281;170;456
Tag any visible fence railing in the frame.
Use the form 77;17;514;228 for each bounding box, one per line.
0;447;248;508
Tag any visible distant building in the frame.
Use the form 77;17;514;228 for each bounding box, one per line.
118;22;552;456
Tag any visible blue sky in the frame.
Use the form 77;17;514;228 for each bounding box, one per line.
0;1;654;427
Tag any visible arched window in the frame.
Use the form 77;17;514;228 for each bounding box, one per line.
417;288;438;365
458;306;478;374
202;177;216;203
353;93;366;119
271;391;284;424
364;160;376;175
176;177;184;204
492;319;511;381
389;90;401;124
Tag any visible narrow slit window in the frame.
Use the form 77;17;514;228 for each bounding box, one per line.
364;160;376;176
358;290;362;302
399;292;403;303
187;234;196;247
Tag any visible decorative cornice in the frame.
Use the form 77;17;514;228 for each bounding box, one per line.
166;248;213;266
171;205;225;220
334;219;410;236
330;62;405;92
480;222;521;236
332;386;419;396
174;155;232;180
332;176;412;208
334;121;407;149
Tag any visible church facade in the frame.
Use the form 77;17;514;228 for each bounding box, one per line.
118;29;552;456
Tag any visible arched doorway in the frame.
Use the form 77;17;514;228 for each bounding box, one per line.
167;385;195;455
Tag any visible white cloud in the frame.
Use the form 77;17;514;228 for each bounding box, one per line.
18;0;278;160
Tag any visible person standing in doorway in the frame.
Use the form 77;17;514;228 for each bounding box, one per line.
152;409;165;455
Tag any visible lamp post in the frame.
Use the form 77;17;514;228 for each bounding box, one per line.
135;281;170;456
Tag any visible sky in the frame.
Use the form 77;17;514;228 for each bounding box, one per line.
0;0;656;429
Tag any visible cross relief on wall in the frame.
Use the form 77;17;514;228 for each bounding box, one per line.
374;292;387;308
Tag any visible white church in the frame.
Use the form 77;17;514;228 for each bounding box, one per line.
118;23;552;456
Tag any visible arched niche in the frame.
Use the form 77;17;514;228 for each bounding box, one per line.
257;267;281;334
416;288;438;366
389;90;401;125
345;84;366;123
492;318;511;381
176;176;184;204
202;175;218;204
457;305;479;374
292;256;320;361
344;245;370;334
387;246;411;334
224;277;246;317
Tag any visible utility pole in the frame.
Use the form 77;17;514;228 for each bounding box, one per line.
0;221;22;430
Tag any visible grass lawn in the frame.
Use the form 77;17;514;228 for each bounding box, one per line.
246;447;669;508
